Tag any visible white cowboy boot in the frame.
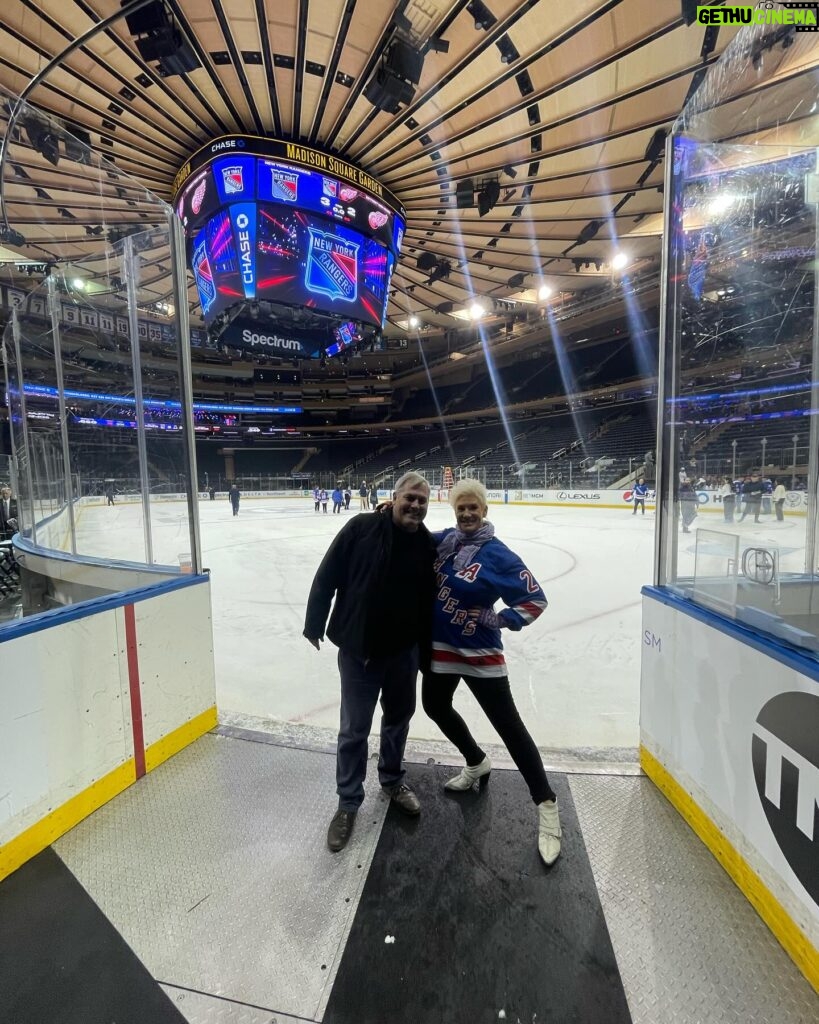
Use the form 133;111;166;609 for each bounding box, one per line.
444;756;492;791
538;799;561;866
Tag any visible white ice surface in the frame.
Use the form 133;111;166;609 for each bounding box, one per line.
75;496;658;750
71;497;808;751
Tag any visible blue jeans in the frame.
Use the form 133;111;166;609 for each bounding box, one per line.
336;646;419;811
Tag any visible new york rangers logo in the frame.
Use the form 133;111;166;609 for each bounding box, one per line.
270;170;299;202
322;178;338;198
306;229;358;302
222;165;244;194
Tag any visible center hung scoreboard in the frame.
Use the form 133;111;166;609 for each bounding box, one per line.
172;136;406;355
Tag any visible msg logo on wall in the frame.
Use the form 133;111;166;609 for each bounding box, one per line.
751;691;819;906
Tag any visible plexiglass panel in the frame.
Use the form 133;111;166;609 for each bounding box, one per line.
657;26;819;652
0;83;200;617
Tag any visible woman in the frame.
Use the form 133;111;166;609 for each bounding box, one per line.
678;477;697;533
772;478;787;522
719;476;735;523
422;479;561;866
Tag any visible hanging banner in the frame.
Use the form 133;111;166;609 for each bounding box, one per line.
0;284;215;350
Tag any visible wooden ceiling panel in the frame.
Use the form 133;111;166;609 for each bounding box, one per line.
0;0;755;322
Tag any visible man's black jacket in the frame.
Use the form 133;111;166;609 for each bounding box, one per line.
0;496;18;539
742;479;765;502
303;509;436;658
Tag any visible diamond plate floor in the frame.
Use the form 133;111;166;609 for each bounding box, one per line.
50;735;818;1024
160;985;301;1023
56;734;388;1022
569;775;818;1024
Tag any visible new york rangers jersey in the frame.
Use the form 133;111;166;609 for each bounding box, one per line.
430;528;548;678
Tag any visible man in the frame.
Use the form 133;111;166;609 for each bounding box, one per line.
632;476;648;515
740;472;764;523
304;472;436;853
229;483;240;516
358;481;368;510
0;486;18;540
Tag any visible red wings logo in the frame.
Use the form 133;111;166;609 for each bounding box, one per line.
368;211;388;230
191;178;207;214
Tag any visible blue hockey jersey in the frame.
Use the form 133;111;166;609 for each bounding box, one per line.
429;528;548;678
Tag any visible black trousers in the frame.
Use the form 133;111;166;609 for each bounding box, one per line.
422;672;554;804
723;495;735;522
632;498;645;514
336;646;418;811
740;499;761;522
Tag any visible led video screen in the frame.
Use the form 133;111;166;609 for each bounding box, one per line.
177;153;403;256
192;204;394;330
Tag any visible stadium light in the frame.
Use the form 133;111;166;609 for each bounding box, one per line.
611;252;629;271
409;315;420;328
469;301;485;320
72;278;86;290
707;193;737;216
537;284;552;301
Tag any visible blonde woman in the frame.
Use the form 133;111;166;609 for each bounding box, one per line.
423;480;561;866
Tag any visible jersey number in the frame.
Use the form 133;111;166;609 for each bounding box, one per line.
519;569;538;594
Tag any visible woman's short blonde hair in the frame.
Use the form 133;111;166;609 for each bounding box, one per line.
449;478;489;511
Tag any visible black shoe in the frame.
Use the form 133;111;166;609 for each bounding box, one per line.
383;783;421;816
327;809;356;852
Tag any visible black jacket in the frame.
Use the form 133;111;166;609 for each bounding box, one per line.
742;479;764;503
303;508;436;658
0;496;18;539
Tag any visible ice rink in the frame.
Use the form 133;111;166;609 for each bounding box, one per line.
73;496;808;754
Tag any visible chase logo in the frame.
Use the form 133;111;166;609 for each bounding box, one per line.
751;691;819;906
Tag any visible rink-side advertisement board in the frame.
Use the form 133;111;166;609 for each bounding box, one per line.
485;488;808;513
640;589;819;988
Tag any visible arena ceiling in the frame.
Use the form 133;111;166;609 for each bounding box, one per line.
0;0;742;334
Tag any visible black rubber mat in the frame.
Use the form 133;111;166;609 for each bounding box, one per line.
0;847;187;1024
324;765;632;1024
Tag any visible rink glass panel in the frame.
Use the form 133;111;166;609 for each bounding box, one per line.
0;85;199;586
656;29;819;653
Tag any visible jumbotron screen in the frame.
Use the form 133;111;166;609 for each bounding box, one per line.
191;204;395;329
175;139;405;333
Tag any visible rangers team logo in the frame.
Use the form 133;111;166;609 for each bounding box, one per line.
270;170;299;202
222;165;244;194
191;177;207;214
306;228;358;302
368;210;388;230
322;178;338;197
